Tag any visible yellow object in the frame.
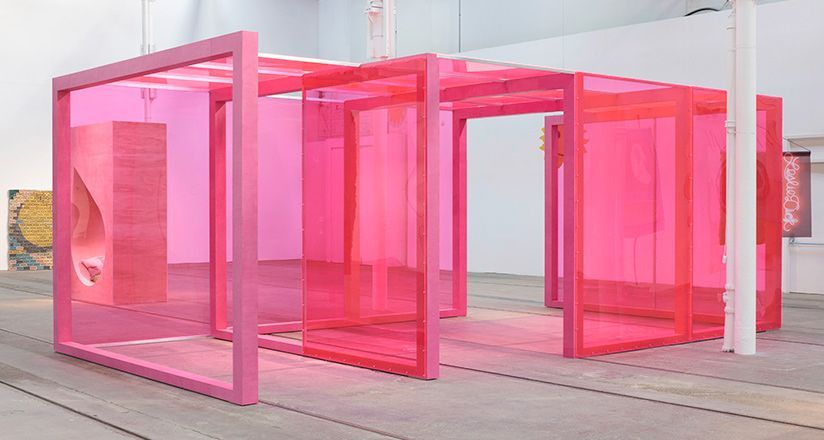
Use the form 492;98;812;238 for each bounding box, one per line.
18;191;53;247
539;127;545;151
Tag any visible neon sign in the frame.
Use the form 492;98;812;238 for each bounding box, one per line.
782;151;812;237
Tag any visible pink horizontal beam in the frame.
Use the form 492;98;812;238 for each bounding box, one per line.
257;306;462;335
258;336;303;354
581;87;685;110
53;32;248;92
211;75;303;103
452;99;563;119
303;54;429;90
440;73;570;102
345;73;569;112
57;342;237;403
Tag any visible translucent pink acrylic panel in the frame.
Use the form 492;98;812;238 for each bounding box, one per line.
755;96;783;329
439;110;455;312
436;56;567;90
302;60;429;376
256;96;304;328
67;68;234;381
546;120;565;306
691;90;783;335
576;75;688;355
691;89;727;335
223;96;303;329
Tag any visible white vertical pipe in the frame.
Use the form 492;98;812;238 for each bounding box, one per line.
366;0;396;60
141;0;153;55
364;0;395;308
384;0;395;58
734;0;757;355
141;0;156;122
722;5;736;353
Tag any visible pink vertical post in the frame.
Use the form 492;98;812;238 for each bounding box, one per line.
452;116;468;316
420;55;440;378
563;74;582;358
301;55;438;378
674;90;693;337
53;88;72;344
545;115;562;308
209;96;228;335
343;109;362;321
372;113;388;311
232;31;259;405
761;98;783;329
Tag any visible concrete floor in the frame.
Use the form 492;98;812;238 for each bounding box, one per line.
0;270;822;439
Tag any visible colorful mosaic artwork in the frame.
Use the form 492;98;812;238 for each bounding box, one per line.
8;190;53;271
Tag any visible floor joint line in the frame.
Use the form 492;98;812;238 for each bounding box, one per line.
441;362;824;432
0;380;150;440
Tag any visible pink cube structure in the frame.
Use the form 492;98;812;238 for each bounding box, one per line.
54;31;783;404
71;121;167;305
54;31;266;405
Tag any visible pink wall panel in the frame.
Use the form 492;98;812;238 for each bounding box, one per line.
569;74;782;356
301;55;439;379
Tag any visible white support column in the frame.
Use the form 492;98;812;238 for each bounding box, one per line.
366;0;396;60
365;0;396;308
140;0;154;55
722;5;736;353
733;0;757;356
140;0;156;121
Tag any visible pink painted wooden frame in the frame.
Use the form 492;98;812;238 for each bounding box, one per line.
53;31;259;405
564;74;782;357
544;114;564;310
53;40;783;388
203;56;577;374
449;72;575;356
299;54;442;379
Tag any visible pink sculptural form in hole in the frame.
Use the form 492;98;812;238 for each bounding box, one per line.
70;121;168;304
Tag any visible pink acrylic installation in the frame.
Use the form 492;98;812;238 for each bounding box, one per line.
54;31;783;404
54;32;261;405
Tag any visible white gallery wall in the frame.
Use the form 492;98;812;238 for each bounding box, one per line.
316;0;815;285
0;0;319;270
785;163;824;294
1;0;819;286
458;0;824;291
318;0;723;61
2;0;700;272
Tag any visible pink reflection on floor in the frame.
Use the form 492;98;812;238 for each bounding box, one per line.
70;258;724;381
